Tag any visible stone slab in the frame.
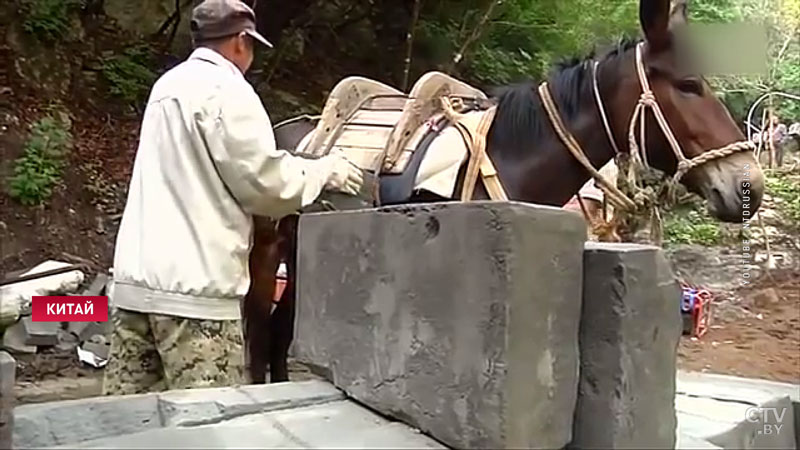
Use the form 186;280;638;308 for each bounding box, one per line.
569;243;682;449
21;316;59;346
157;380;345;427
13;392;161;448
2;321;37;354
293;201;587;449
13;380;346;449
676;371;799;449
52;400;446;449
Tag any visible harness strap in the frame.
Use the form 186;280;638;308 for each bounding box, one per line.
441;98;508;201
537;82;637;211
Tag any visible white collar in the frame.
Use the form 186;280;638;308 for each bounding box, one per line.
188;47;244;79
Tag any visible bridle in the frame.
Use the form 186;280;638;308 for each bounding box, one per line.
538;41;755;213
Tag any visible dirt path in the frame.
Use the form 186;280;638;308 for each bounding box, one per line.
677;269;800;384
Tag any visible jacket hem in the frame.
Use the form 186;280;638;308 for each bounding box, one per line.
112;281;242;321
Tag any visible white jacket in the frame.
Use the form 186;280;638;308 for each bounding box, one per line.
111;47;332;320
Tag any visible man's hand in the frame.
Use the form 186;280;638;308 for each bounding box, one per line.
323;150;364;196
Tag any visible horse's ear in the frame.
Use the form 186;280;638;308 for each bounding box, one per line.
669;0;689;29
640;0;672;51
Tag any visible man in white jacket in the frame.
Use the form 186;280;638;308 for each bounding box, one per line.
102;0;363;395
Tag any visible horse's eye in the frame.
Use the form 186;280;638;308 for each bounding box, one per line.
676;78;704;96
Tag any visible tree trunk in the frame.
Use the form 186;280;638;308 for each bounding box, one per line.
401;0;424;91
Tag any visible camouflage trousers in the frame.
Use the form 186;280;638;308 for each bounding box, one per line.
102;308;245;396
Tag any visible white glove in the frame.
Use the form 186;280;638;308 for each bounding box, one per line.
323;150;364;196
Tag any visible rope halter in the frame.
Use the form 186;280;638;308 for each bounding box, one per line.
627;42;756;184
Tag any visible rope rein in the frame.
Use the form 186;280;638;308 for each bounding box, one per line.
540;42;755;215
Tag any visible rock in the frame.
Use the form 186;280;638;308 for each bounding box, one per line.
0;261;85;316
0;292;19;331
82;273;109;296
80;340;110;361
293;202;587;449
103;0;194;52
1;321;36;354
55;329;79;352
569;243;682;449
0;351;15;450
21;317;59;347
748;288;780;309
69;321;110;343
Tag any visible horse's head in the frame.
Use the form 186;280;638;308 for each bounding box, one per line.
614;0;764;222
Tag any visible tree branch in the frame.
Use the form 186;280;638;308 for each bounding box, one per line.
446;0;504;73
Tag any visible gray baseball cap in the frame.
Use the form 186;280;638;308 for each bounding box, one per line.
191;0;273;48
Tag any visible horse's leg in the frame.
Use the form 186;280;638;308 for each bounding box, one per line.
268;214;299;383
243;216;281;384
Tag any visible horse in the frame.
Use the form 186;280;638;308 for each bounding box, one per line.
241;0;766;383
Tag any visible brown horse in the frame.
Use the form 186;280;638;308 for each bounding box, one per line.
242;0;765;383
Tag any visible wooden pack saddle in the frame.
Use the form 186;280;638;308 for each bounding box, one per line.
296;72;486;173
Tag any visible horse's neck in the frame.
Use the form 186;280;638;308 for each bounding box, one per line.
488;111;616;207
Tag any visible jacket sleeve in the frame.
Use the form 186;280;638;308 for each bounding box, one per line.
196;82;332;219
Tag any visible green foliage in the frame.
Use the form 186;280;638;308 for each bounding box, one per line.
101;45;157;107
416;0;640;85
8;115;73;206
765;171;800;227
21;0;83;42
663;203;724;247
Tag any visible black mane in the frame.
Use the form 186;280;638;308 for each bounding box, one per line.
488;37;639;152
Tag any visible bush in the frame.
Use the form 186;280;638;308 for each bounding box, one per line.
102;45;157;108
21;0;83;42
8;115;73;206
765;171;800;227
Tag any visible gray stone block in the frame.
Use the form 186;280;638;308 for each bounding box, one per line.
21;317;59;347
293;201;587;449
569;243;682;449
1;351;15;450
13;393;161;448
2;322;36;354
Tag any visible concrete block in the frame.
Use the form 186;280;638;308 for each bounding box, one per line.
2;322;37;354
1;351;15;450
569;243;682;449
21;317;59;347
293;201;587;449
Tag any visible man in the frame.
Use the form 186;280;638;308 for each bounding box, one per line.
102;0;364;395
563;161;618;225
